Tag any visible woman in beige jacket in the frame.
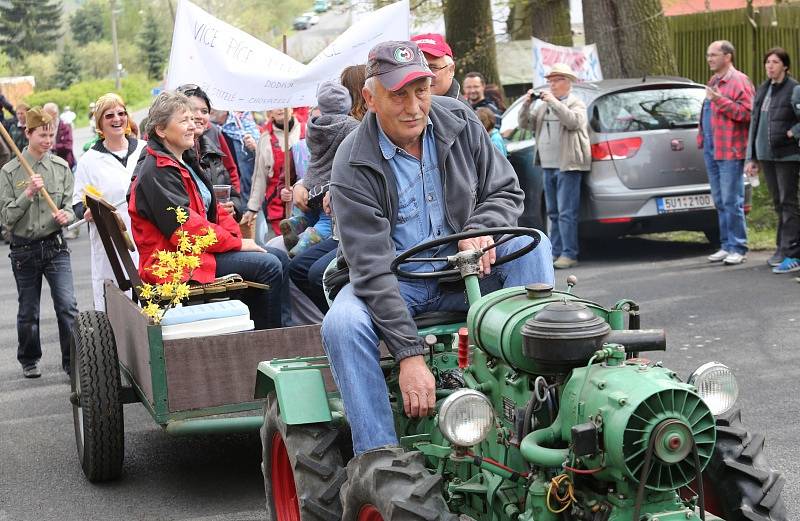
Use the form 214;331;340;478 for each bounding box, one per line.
519;63;591;268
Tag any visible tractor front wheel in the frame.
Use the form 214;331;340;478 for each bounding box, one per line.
261;394;346;521
341;448;455;521
703;407;787;521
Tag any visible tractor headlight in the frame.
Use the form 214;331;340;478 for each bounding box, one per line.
688;362;739;416
438;389;494;447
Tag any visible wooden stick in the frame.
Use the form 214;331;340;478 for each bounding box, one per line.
282;34;293;219
0;122;60;214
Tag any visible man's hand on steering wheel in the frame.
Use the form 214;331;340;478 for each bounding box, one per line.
458;235;496;276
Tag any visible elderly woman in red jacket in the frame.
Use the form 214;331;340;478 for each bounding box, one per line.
129;91;288;328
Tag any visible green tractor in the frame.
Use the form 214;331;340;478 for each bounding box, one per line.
254;228;786;521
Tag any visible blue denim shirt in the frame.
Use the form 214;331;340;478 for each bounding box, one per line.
378;120;455;272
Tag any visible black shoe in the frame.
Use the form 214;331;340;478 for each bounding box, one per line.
767;251;784;267
23;363;42;378
62;363;71;378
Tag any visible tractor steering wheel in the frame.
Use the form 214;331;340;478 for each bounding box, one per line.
390;227;542;280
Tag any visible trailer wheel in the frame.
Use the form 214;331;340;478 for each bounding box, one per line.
341;448;455;521
261;394;346;521
703;407;787;521
70;310;124;482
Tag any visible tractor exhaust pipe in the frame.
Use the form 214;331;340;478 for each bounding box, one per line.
604;329;666;353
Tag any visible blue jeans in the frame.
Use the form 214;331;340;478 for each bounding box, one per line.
289;236;338;313
703;153;748;254
215;247;290;329
543;168;583;260
9;237;78;369
321;234;553;454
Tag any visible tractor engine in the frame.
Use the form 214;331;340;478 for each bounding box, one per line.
454;286;718;521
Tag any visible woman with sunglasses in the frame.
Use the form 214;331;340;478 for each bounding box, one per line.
129;91;289;329
73;93;147;311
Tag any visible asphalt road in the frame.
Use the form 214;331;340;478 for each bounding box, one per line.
0;231;797;520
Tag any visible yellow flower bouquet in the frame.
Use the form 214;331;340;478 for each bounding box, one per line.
139;207;218;324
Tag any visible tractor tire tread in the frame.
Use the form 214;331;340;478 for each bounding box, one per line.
705;407;788;521
261;396;345;521
341;448;454;521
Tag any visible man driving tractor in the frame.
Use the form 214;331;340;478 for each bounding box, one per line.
322;40;555;457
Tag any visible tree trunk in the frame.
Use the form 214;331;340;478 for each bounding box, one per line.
507;0;571;45
532;0;572;46
443;0;500;85
583;0;677;78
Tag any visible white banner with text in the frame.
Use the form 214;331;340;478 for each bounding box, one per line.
166;0;410;111
531;37;603;86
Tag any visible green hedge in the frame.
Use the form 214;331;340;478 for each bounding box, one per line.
25;74;156;128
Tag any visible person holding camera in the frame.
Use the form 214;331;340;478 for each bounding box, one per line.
518;63;590;269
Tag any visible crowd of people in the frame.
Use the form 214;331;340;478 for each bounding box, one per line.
0;33;798;403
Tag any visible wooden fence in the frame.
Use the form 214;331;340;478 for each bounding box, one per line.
668;5;800;85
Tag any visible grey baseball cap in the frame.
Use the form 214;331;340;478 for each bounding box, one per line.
366;40;435;91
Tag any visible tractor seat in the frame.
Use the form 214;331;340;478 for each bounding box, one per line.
413;311;467;329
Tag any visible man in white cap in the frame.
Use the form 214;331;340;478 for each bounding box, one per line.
322;40;554;460
519;63;591;269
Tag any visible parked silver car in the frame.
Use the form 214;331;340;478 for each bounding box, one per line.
501;77;751;242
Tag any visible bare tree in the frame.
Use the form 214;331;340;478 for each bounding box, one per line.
443;0;500;85
583;0;677;78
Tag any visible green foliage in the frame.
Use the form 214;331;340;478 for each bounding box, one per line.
0;52;11;77
0;0;64;60
57;45;83;89
78;41;116;79
25;73;155;128
19;53;60;91
138;8;167;80
70;0;107;46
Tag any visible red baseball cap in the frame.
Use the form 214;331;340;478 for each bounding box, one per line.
411;33;453;58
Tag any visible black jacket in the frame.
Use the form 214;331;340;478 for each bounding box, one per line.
748;76;800;160
190;131;243;220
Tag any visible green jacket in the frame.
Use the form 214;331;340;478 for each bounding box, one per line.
0;148;75;239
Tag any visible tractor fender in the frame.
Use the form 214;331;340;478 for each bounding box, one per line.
254;360;332;425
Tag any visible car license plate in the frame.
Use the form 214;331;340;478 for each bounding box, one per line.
656;194;714;214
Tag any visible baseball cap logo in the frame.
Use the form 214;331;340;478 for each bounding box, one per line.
394;46;414;63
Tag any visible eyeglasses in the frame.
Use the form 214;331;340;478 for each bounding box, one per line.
429;64;450;72
546;76;568;84
177;83;201;97
103;110;128;120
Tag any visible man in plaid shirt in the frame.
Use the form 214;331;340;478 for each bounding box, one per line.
698;40;754;265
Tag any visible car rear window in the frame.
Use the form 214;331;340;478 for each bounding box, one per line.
590;86;705;133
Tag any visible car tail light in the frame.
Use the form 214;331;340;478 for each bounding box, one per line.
599;217;633;224
591;137;643;161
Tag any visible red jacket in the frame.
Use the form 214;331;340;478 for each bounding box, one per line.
697;66;754;160
129;140;242;284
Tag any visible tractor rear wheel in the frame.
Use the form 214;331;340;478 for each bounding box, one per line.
703;407;787;521
70;310;124;482
341;448;455;521
261;394;346;521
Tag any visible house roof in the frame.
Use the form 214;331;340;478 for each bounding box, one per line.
663;0;776;17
